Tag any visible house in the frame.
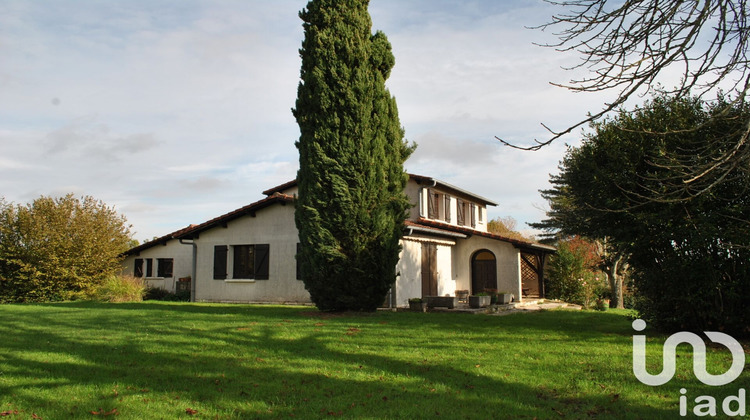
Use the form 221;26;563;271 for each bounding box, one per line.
121;225;196;293
121;175;555;306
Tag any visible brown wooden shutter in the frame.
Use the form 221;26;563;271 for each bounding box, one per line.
427;189;437;219
444;195;451;222
254;244;270;280
213;245;227;280
470;203;476;228
457;199;465;226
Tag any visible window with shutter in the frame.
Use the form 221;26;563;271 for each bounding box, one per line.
134;259;144;277
233;245;255;278
213;245;228;280
157;258;174;278
146;258;153;277
470;203;477;228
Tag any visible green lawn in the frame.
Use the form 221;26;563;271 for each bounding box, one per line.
0;302;746;419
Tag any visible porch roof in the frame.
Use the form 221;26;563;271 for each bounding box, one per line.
407;218;556;254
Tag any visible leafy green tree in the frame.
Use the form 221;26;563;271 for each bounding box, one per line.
546;237;606;308
292;0;413;311
0;194;133;302
486;216;533;241
534;94;750;335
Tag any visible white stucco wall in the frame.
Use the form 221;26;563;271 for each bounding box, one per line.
404;179;489;233
393;237;457;307
395;239;422;307
121;240;193;292
436;243;456;296
453;236;522;300
404;180;423;221
193;204;311;303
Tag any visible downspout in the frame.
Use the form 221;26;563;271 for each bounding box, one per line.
179;238;197;302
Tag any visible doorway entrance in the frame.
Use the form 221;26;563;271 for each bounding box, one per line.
471;250;497;294
421;242;438;297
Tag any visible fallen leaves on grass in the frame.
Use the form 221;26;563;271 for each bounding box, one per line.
185;408;198;415
90;408;119;416
0;411;18;416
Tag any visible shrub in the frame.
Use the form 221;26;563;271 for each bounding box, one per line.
0;195;132;302
93;275;145;303
631;233;750;336
545;242;586;304
143;287;190;302
546;241;608;308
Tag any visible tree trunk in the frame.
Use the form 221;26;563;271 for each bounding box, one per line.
606;254;625;309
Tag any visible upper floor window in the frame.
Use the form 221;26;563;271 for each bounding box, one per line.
427;189;451;222
457;200;477;228
427;189;439;219
457;200;467;226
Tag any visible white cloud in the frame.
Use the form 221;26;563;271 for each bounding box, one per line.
0;0;611;239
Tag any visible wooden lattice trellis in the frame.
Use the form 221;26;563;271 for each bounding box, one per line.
521;253;541;297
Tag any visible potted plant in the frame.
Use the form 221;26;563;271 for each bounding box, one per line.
469;292;491;308
496;291;513;305
455;289;469;302
408;297;426;312
483;288;498;304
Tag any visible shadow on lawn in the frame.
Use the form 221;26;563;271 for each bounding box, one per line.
0;302;678;418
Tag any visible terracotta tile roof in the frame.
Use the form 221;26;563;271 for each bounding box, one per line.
260;174;498;206
122;224;197;256
262;179;299;196
407;174;498;206
176;193;295;239
407;218;556;253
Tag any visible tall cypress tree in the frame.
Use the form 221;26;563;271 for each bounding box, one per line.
293;0;413;311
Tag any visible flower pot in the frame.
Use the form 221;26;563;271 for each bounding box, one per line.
469;295;491;308
409;301;426;312
425;296;457;309
497;293;513;305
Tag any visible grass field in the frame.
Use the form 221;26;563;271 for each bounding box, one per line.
0;302;746;419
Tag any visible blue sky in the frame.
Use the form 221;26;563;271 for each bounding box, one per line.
0;0;612;241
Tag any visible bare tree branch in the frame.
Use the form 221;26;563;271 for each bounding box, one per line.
500;0;750;193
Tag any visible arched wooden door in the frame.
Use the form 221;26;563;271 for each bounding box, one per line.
471;250;497;294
